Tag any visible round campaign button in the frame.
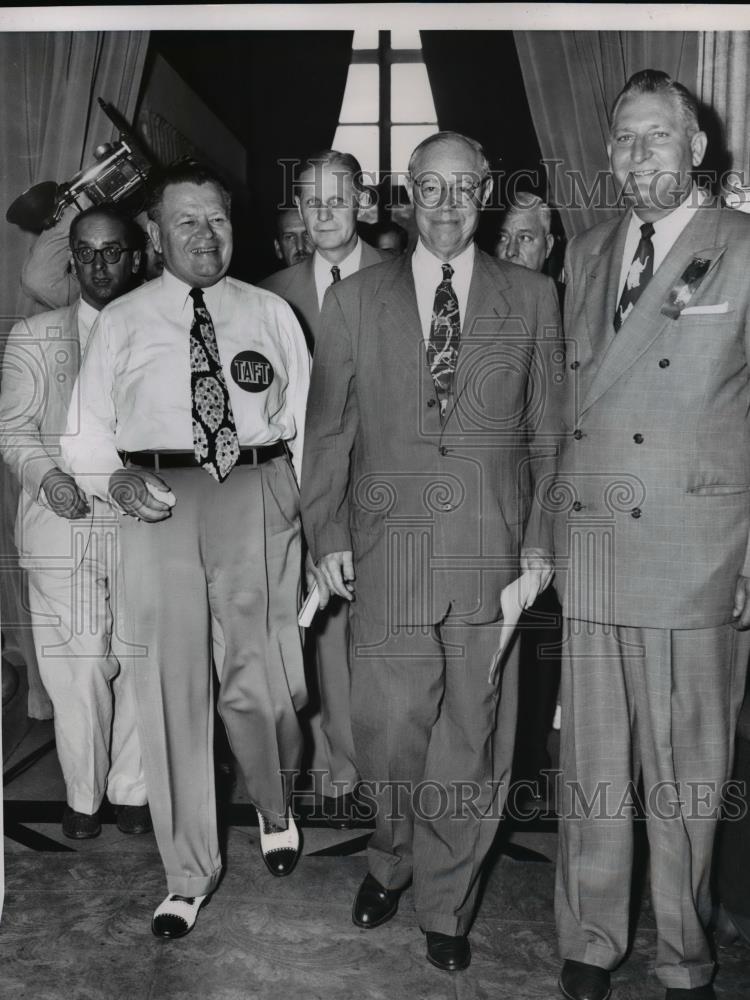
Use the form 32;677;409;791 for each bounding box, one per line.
230;351;275;393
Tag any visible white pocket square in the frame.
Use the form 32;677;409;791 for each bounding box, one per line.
680;302;729;315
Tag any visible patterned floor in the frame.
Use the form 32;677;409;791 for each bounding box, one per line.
2;720;749;1000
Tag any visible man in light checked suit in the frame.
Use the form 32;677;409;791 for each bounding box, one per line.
551;70;750;1000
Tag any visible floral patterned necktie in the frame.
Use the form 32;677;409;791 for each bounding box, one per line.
613;221;655;332
427;262;460;416
189;287;240;482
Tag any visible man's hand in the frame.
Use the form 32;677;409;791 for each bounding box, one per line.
40;468;90;519
318;550;355;604
305;550;330;608
109;468;173;523
732;574;750;630
521;547;555;594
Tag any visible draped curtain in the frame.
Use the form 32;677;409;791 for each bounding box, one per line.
514;31;700;238
0;31;149;718
420;31;543;250
243;31;354;280
698;32;750;184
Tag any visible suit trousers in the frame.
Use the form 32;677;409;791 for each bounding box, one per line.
555;619;750;989
350;610;519;936
26;527;145;815
311;596;359;797
117;457;306;897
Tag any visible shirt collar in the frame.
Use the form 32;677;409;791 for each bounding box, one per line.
160;266;227;316
412;238;475;280
313;238;362;285
631;184;709;239
77;298;98;328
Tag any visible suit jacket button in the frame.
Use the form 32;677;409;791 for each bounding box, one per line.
658;358;670;368
570;361;580;370
633;433;644;444
427;398;436;407
439;446;448;456
631;507;642;518
572;501;584;512
573;429;583;440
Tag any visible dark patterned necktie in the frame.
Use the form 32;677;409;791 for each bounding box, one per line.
331;265;341;283
189;288;240;482
613;221;655;332
427;263;460;416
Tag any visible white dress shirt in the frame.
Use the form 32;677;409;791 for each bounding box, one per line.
313;239;363;309
62;269;311;494
411;239;475;342
617;186;709;301
77;298;98;351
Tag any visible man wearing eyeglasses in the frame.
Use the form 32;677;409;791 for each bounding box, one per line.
261;151;388;830
302;131;564;971
0;204;149;841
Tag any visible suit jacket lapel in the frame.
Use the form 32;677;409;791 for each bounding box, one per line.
444;249;511;426
379;253;429;380
582;214;629;366
297;256;321;332
582;202;725;413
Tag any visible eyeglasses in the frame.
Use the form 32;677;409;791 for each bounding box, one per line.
411;176;486;208
72;245;135;265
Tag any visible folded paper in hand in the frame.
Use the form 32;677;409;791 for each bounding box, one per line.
488;572;544;685
298;583;319;628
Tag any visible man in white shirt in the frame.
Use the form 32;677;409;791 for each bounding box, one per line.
0;205;149;840
260;151;388;829
62;161;311;939
302;131;563;972
552;70;750;1000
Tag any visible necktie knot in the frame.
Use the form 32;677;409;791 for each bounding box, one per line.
189;287;205;307
441;263;454;282
640;222;655;241
330;265;341;284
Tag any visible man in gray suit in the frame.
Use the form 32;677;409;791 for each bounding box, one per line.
552;70;750;1000
302;131;563;971
261;151;388;827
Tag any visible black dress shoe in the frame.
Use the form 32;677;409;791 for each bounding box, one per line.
115;804;152;835
559;959;611;1000
352;872;401;929
62;806;101;840
425;932;471;972
151;893;209;939
664;988;715;999
257;809;301;876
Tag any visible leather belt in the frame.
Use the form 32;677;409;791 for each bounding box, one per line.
118;442;286;470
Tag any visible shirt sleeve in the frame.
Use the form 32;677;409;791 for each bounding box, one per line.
61;309;124;499
272;297;311;484
21;206;77;310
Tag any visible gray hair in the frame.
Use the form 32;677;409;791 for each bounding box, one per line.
407;131;490;180
504;192;552;234
295;150;366;195
610;69;701;137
